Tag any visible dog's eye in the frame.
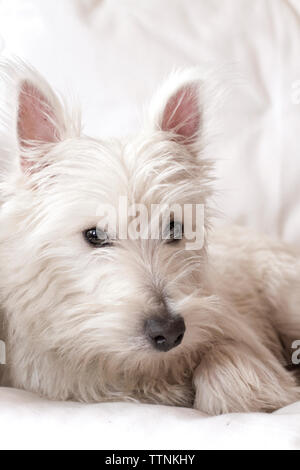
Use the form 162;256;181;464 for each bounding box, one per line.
165;221;183;243
83;228;112;248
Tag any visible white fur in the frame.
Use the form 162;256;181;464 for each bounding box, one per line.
0;58;299;415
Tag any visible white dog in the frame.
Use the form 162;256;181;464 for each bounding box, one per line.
0;59;300;415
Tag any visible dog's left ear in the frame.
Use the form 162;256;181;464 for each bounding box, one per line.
149;69;203;151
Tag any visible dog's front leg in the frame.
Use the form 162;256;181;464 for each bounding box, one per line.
193;340;300;415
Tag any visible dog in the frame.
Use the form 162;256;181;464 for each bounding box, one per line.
0;58;300;416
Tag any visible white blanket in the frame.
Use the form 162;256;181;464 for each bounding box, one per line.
0;0;300;450
0;388;300;450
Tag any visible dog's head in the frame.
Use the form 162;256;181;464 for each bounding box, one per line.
0;60;215;404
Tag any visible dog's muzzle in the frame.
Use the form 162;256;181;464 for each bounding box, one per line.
145;314;186;352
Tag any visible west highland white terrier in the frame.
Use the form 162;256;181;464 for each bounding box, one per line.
0;59;300;415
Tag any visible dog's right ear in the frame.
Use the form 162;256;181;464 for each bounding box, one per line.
0;59;80;177
18;80;64;156
16;70;69;173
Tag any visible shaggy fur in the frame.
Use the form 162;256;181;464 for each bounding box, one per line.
0;58;300;415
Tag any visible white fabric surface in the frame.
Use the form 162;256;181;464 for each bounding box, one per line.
0;0;300;450
0;387;300;450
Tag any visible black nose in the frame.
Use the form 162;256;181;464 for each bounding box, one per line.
145;315;186;352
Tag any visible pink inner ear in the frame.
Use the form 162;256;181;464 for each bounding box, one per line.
161;83;201;141
18;81;57;146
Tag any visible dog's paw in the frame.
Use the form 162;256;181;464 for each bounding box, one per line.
193;342;300;415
